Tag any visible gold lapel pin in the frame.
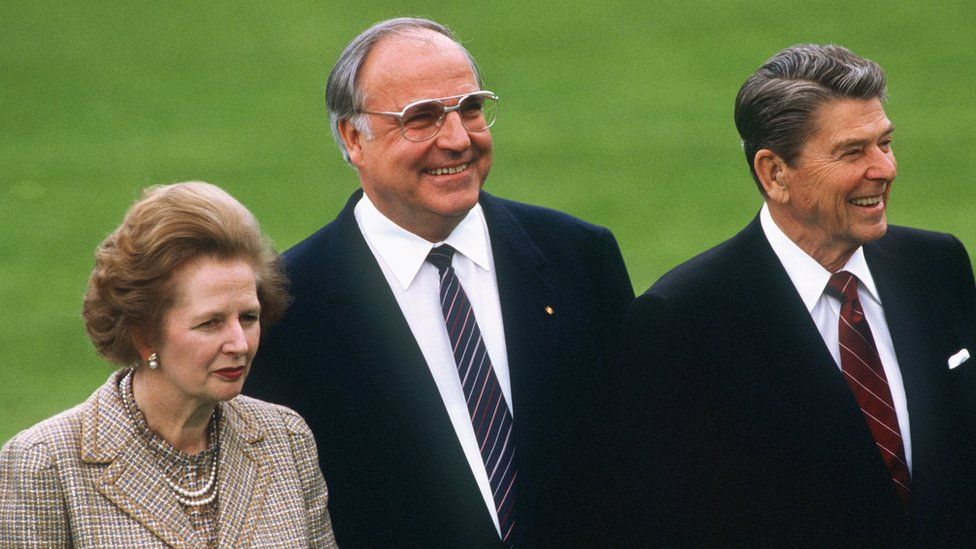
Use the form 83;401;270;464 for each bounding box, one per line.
544;306;554;316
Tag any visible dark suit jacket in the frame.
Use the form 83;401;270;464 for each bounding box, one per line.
618;216;976;547
246;190;633;547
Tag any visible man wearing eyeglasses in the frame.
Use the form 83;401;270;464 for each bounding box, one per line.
247;17;633;547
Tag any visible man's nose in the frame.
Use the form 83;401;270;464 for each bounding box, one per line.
867;147;897;181
435;111;471;150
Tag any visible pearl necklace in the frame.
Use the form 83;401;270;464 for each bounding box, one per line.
119;369;220;508
164;456;218;507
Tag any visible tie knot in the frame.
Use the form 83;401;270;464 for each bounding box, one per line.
826;270;859;303
427;244;456;273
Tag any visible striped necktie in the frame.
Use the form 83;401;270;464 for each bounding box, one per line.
427;244;518;544
826;271;911;507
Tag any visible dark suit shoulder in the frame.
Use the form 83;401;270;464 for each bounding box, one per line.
272;191;374;310
280;219;345;284
883;223;961;243
652;239;735;294
623;225;757;360
482;194;628;283
870;225;974;317
481;193;632;305
644;222;763;305
483;194;620;264
488;195;611;235
874;224;969;263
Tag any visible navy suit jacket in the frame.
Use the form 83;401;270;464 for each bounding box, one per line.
247;190;633;547
618;216;976;547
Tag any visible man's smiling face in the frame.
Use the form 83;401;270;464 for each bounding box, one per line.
342;30;492;242
770;97;896;266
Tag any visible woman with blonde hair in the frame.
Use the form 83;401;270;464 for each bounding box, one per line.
0;181;336;547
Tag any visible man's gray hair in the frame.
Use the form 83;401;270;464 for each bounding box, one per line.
734;44;887;191
325;17;484;163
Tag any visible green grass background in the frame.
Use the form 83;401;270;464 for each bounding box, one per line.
2;1;974;443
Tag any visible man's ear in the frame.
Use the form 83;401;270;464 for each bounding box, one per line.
339;118;366;167
754;148;789;204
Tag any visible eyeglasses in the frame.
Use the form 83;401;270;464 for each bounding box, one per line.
359;91;498;142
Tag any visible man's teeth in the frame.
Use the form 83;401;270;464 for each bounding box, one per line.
427;163;468;176
850;196;882;206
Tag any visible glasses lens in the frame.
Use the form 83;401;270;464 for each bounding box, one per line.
397;93;498;142
401;101;445;141
459;93;497;133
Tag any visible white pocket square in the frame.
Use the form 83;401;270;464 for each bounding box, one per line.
948;348;970;369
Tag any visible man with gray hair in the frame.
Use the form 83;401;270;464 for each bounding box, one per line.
617;44;976;545
247;17;633;546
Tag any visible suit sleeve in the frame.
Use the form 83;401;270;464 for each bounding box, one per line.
589;227;635;364
949;235;976;344
946;236;976;438
0;435;71;547
281;408;337;549
597;227;635;322
609;291;714;545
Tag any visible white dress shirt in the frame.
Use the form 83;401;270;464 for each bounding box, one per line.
354;194;511;534
760;204;912;471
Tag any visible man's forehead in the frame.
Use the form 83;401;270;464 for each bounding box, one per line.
365;31;467;78
382;28;450;48
812;98;893;144
359;32;478;105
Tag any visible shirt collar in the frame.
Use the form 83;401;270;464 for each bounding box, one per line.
760;203;882;311
354;193;491;290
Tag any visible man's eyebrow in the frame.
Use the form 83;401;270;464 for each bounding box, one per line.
831;122;895;154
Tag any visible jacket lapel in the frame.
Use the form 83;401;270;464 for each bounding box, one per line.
83;372;202;548
726;217;898;470
216;400;268;548
314;191;565;538
480;194;553;415
865;239;940;421
864;235;957;526
301;192;501;529
479;193;554;531
325;193;465;447
324;192;502;537
732;218;850;401
704;220;911;528
326;191;562;537
480;193;554;386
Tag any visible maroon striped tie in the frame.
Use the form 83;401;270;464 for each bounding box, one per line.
826;271;911;507
428;245;518;544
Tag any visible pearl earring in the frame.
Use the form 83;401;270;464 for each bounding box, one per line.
148;353;160;370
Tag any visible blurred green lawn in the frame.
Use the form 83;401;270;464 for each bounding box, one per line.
2;1;974;443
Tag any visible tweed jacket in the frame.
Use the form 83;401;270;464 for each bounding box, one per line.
0;370;337;548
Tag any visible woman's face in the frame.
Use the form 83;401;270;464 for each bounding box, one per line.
149;256;261;409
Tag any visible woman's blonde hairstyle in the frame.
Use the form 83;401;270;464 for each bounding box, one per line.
83;181;288;366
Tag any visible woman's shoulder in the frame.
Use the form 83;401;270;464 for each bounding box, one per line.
2;371;128;471
223;395;312;439
1;402;87;471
